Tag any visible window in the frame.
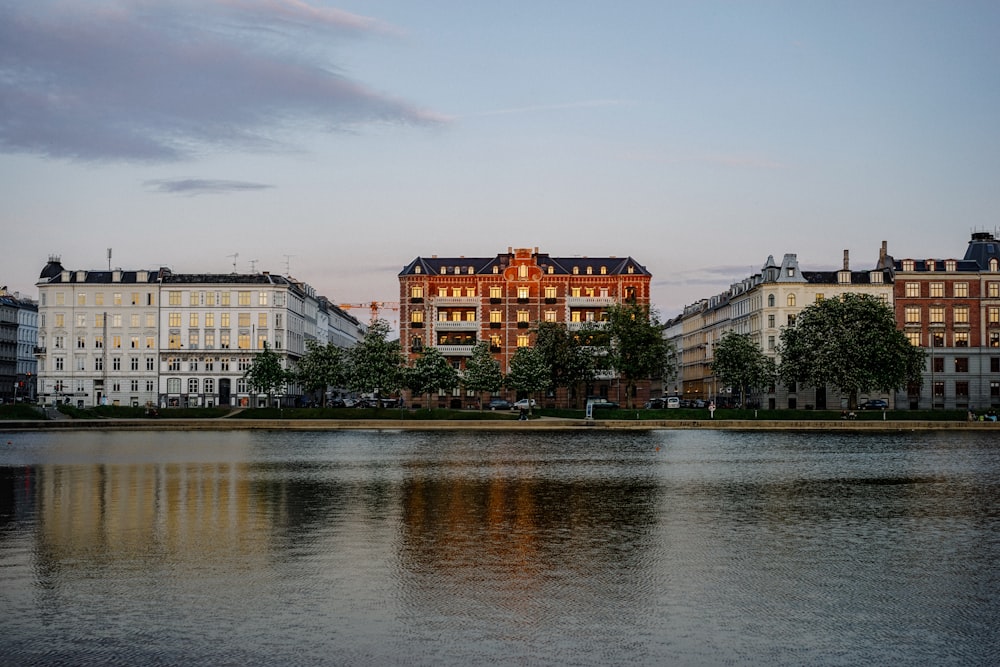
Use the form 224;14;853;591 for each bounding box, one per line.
411;310;424;324
237;334;250;349
75;356;85;371
989;307;999;324
518;287;529;300
112;335;121;349
95;335;103;349
112;314;122;327
815;294;824;303
55;313;64;328
929;282;944;298
954;282;969;298
131;292;140;305
992;381;1000;398
238;291;251;306
954;358;969;373
188;378;199;393
490;311;502;324
992;332;1000;348
787;267;796;277
130;356;139;371
906;332;921;346
54;357;64;371
145;336;155;349
517;310;529;323
146;313;156;327
945;260;956;271
544;310;557;322
544;286;557;299
221;313;230;327
768;335;775;350
220;358;230;371
954;306;969;324
94;357;103;371
130;380;139;392
516;334;529;347
77;336;86;349
929;307;944;324
189;313;199;327
411;286;424;299
905;282;920;297
238;357;252;371
95;313;104;327
167;378;181;394
238;313;250;327
76;293;86;306
221;332;230;349
786;294;796;307
113;356;122;370
767;294;775;307
931;332;944;347
956;381;969;398
489;286;502;300
905;306;921;324
189;332;199;348
989;283;1000;298
76;314;86;327
258;313;268;328
205;378;215;394
94;293;103;306
130;314;140;328
768;314;775;328
221;292;230;306
993;358;1000;373
933;381;944;397
169;312;181;327
787;314;797;326
168;357;180;371
259;291;267;306
257;335;267;349
452;287;462;297
571;287;581;297
205;358;214;371
130;336;139;349
147;357;155;371
168;334;181;349
954;332;968;347
169;291;181;306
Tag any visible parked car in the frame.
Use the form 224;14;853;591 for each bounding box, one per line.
488;399;512;410
666;396;680;409
590;400;619;410
644;398;665;409
860;399;888;410
512;398;537;410
328;398;346;408
693;399;706;408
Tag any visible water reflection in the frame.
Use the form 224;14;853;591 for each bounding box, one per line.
1;429;998;665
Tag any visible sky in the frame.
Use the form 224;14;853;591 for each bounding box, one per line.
3;0;999;324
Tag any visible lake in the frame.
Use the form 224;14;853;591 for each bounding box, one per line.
1;428;997;665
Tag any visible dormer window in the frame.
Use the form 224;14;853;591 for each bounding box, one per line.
627;266;634;274
467;267;474;275
600;266;607;275
902;260;915;271
586;266;593;275
518;264;528;278
945;260;956;272
787;267;796;277
573;266;579;275
990;258;999;272
927;260;935;271
414;265;421;274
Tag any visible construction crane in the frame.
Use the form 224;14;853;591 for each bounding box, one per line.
338;301;400;323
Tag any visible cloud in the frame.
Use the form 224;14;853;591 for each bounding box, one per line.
144;178;275;195
0;0;444;162
469;99;634;118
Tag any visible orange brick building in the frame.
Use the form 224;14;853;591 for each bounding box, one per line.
398;247;652;407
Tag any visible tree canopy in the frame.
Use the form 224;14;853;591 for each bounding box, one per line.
533;321;599;407
348;319;405;401
462;341;504;409
604;303;676;408
295;340;348;406
777;293;925;407
711;331;775;408
505;346;551;413
242;341;290;406
405;347;459;408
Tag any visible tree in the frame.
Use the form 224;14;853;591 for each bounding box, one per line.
777;293;925;408
348;319;405;405
533;321;599;408
405;347;460;409
505;346;551;414
711;331;775;408
604;303;676;408
243;341;290;408
295;340;347;406
462;342;504;409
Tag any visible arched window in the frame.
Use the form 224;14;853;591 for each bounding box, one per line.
787;294;796;307
767;294;775;307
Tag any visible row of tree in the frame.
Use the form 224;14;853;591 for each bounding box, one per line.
243;303;676;410
711;293;925;408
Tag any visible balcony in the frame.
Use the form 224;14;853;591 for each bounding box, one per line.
437;344;475;356
434;320;479;330
568;321;608;332
567;296;615;307
434;296;479;306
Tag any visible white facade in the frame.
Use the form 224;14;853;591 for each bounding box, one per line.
35;258;366;409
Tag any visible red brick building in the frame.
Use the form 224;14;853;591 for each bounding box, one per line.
890;232;1000;410
398;247;652;407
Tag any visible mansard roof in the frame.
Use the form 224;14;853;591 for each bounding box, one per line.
399;251;650;277
159;272;292;286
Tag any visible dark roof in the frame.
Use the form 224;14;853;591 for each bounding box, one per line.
803;269;890;285
159;273;292;286
964;231;1000;270
399;251;650;277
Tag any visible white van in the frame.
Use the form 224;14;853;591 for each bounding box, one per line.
666;396;680;409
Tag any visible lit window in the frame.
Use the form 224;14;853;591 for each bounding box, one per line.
989;306;999;324
490;311;502;323
905;332;921;346
929;283;944;298
929;307;944;324
169;291;181;305
259;292;267;306
954;306;969;324
238;313;250;327
411;286;423;299
955;332;969;348
517;334;529;347
786;294;796;307
905;282;920;297
905;306;921;323
954;282;968;298
518;287;529;299
238;291;251;306
544;286;557;299
517;311;529;323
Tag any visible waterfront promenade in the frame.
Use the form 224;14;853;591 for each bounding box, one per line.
0;416;989;432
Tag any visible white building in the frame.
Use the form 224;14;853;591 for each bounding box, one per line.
35;257;366;409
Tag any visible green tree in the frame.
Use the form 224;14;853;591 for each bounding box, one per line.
462;342;504;409
777;293;925;408
711;331;775;408
605;303;676;408
505;346;551;414
348;319;405;405
295;340;347;406
243;341;291;408
405;347;460;409
534;321;598;408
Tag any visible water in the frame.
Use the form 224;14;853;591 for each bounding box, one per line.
1;429;998;666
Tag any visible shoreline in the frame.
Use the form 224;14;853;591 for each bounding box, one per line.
0;418;991;432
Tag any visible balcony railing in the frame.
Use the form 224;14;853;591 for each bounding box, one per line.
437;344;476;356
434;296;480;306
566;296;616;307
434;320;479;330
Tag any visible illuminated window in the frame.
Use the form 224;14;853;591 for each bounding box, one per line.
168;334;181;349
517;310;530;323
904;306;920;323
929;283;944;298
929;306;944;324
989;306;999;324
169;312;181;327
190;313;199;327
258;313;268;328
238;313;250;327
490;286;502;300
411;310;424;323
411;286;423;299
905;282;920;297
955;332;969;348
77;293;86;306
490;311;502;323
786;294;796;307
517;334;529;347
544;311;557;322
518;287;529;299
169;291;181;305
544;286;557;299
259;292;267;306
237;334;250;349
905;332;921;346
954;282;968;298
238;291;251;306
954;306;969;324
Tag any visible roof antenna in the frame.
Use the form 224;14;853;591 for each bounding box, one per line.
227;252;239;273
107;248;112;271
249;259;259;273
283;254;295;276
